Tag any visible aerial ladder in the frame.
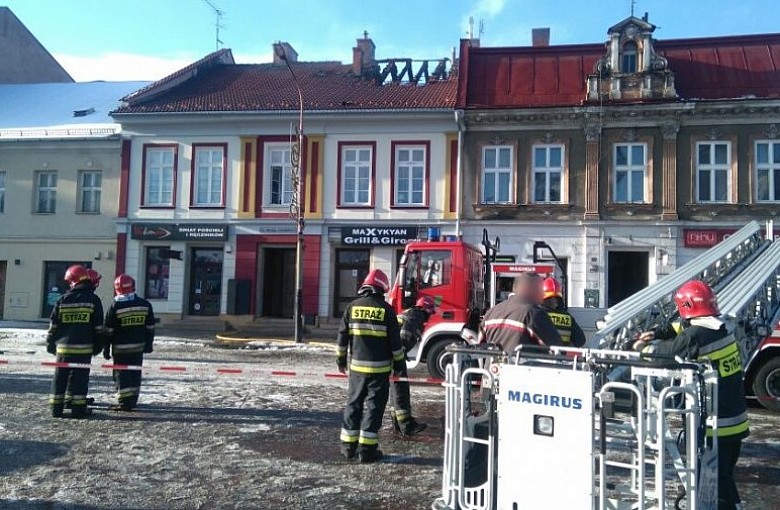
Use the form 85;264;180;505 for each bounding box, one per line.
591;220;780;411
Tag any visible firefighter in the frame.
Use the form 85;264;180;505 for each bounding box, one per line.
103;275;155;411
46;264;104;418
337;269;405;463
634;280;749;510
86;268;102;290
541;277;586;347
391;295;435;436
480;272;563;352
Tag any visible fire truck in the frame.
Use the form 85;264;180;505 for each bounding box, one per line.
388;229;562;379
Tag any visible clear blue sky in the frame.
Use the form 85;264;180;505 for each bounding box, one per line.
4;0;779;81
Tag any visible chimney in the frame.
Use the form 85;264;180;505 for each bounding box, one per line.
273;42;298;65
532;28;550;47
352;31;376;75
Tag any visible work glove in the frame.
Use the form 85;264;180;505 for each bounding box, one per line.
92;343;103;356
103;347;111;360
144;343;154;354
337;359;347;375
46;343;56;355
393;360;405;377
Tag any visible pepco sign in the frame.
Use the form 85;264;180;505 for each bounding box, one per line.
684;227;780;248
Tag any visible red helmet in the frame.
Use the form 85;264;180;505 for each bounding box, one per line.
86;268;102;288
114;274;136;295
64;265;89;288
361;269;390;294
542;277;563;300
416;296;436;315
674;280;720;319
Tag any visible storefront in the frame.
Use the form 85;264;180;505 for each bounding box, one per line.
127;222;229;317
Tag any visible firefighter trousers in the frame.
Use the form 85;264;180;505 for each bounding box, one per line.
390;361;412;424
50;355;91;414
113;352;144;408
340;372;389;453
709;435;743;510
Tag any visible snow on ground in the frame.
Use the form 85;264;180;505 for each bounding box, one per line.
1;324;780;509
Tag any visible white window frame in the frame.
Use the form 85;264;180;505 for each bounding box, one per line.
193;146;225;207
394;144;427;206
78;170;102;213
35;171;57;213
340;145;373;206
613;143;647;203
532;144;564;204
143;147;175;207
0;171;5;214
695;141;731;203
481;145;513;204
622;41;638;73
755;140;780;203
265;144;294;207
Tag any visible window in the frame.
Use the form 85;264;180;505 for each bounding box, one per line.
78;170;101;213
339;144;373;206
481;145;513;204
696;142;731;203
145;247;170;299
192;145;225;206
143;146;176;207
756;141;780;202
393;144;427;206
532;145;564;203
35;171;57;213
622;41;638;73
613;143;646;203
0;171;5;213
267;146;293;205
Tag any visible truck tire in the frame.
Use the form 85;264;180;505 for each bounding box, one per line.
752;357;780;412
426;338;460;380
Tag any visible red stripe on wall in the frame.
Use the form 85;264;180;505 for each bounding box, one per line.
449;139;458;214
115;233;127;278
309;141;319;214
118;140;131;218
243;142;252;214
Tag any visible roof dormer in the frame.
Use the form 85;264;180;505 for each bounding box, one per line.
587;14;676;102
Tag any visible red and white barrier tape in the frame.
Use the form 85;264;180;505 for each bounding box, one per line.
0;358;445;385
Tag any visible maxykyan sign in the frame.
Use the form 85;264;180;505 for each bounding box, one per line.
341;226;419;246
131;223;228;241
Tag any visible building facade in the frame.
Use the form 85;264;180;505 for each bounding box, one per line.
112;39;458;322
456;16;780;308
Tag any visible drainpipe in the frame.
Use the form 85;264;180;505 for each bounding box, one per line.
454;109;465;238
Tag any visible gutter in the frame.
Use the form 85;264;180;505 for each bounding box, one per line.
454;109;466;238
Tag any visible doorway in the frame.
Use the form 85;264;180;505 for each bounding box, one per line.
41;261;92;318
333;248;370;318
607;251;649;307
189;248;224;315
0;261;6;319
262;248;295;318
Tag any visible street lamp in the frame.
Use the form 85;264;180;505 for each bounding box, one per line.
273;42;305;343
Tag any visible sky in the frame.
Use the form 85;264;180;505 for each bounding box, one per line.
4;0;780;82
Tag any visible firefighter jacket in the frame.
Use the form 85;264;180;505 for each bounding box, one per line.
652;317;749;439
46;281;104;356
480;295;563;353
397;307;428;353
104;293;156;355
542;299;586;347
337;290;405;375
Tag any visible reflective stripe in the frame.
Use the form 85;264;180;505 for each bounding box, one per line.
349;363;392;374
348;329;388;338
557;328;572;344
59;303;95;311
717;411;749;428
49;395;65;404
348;322;387;333
706;420;749;438
112;343;146;353
340;428;359;443
336;346;348;355
116;306;150;314
483;318;542;345
392;349;405;361
358;431;379;445
350;359;393;368
56;346;93;355
698;334;737;358
145;325;155;330
118;387;140;397
394;409;410;421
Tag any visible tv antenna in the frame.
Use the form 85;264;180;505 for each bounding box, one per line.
467;16;485;39
630;0;637;17
203;0;225;50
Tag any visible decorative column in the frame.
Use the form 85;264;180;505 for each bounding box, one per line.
584;121;601;220
661;122;680;221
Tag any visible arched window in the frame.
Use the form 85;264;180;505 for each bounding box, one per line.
622;40;638;73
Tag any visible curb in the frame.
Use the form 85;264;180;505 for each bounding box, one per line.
214;333;337;350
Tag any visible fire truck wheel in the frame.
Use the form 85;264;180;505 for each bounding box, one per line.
752;357;780;412
426;338;460;380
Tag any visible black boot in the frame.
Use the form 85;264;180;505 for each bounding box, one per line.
401;418;427;437
71;406;93;419
51;405;64;418
358;448;383;464
340;443;357;461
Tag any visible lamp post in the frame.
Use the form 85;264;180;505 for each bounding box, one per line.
273;42;305;343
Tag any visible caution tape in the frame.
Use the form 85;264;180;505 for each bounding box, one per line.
0;358;445;385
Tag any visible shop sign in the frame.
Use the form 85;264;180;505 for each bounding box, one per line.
340;226;419;246
131;223;228;241
683;227;780;248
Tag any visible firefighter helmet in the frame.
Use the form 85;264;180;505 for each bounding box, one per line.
86;268;102;289
361;269;390;294
674;280;720;319
114;274;136;295
64;265;89;288
416;296;436;315
542;277;563;300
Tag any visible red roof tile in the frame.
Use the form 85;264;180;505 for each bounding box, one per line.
114;60;457;114
459;33;780;109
